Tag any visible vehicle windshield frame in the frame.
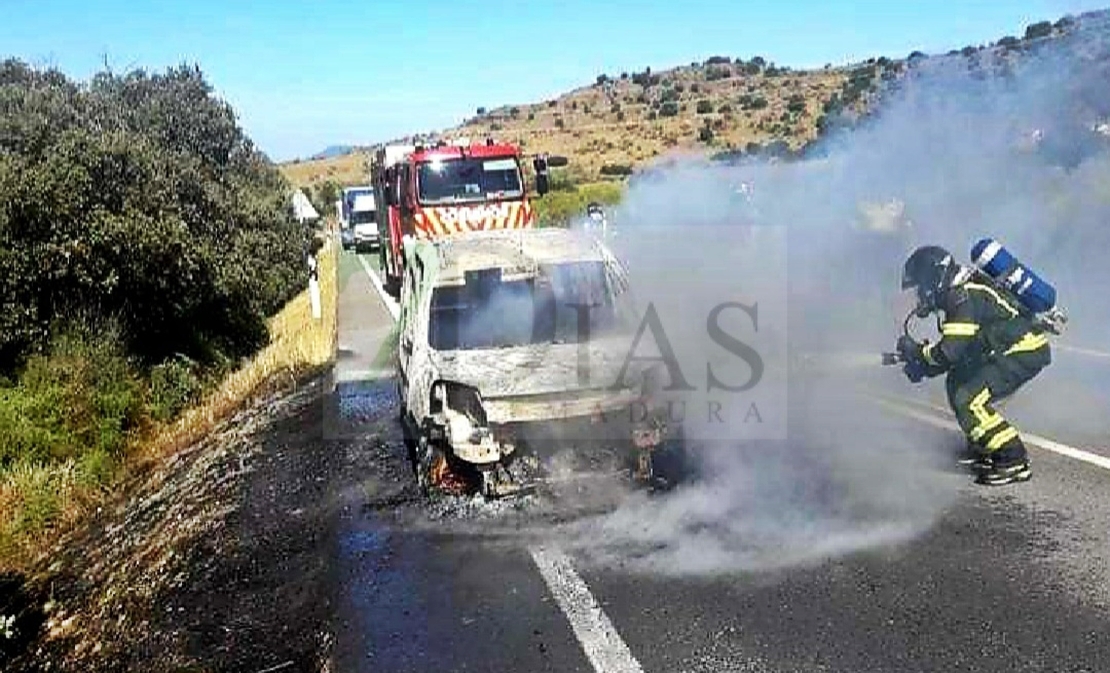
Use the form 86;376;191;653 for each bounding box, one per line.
426;261;632;351
416;155;525;206
350;209;376;225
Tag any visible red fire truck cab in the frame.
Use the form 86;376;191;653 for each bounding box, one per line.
372;138;566;297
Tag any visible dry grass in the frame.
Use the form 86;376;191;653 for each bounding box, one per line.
280;152;372;189
0;236;339;571
448;62;849;178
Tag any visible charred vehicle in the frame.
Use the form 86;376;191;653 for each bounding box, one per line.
396;227;682;498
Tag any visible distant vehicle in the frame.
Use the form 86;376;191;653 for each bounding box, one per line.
350;193;379;252
339;185;373;228
396;227;685;499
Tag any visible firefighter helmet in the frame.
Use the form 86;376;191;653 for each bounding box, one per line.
902;245;958;315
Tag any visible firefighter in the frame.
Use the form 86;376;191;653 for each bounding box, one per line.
582;202;608;238
896;245;1051;485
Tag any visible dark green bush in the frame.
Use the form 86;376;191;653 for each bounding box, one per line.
599;164;633;177
0;59;305;377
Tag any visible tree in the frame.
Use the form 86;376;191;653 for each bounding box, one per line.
476;106;487;115
599;163;633;176
698;126;714;143
786;94;806;114
0;59;305;373
738;94;768;110
1024;20;1053;40
317;180;339;207
705;66;730;81
696;99;714;114
659;101;679;117
596;74;610;85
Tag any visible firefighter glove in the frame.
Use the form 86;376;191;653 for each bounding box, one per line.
896;335;924;364
903;358;926;383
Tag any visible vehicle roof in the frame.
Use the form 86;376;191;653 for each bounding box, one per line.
412;228;611;286
409;142;521;163
376;145;415;168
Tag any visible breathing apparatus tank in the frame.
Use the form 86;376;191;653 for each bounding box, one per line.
969;237;1067;334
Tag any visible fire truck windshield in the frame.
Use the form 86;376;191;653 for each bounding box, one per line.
417;157;523;205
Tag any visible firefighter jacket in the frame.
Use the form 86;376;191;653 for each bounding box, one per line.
920;280;1051;377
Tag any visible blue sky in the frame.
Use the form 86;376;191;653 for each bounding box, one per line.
3;0;1106;161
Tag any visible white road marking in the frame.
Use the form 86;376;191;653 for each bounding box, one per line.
355;253;400;320
867;393;1110;472
1056;343;1110;359
529;546;646;673
356;250;643;673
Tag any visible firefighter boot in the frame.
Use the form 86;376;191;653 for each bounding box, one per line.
976;446;1032;486
957;442;984;467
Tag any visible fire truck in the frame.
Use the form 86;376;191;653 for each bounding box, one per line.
372;137;566;297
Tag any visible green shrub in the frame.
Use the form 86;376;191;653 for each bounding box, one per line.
533;181;624;226
599;164;633;177
0;324;143;471
146;354;203;422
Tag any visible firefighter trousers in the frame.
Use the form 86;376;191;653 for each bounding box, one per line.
945;352;1048;464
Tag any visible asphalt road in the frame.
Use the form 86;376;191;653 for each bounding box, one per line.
331;247;1110;673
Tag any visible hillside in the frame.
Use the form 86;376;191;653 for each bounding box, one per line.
451;58;851;180
278;11;1100;187
279;57;852;188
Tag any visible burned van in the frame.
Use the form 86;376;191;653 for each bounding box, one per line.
396;228;681;498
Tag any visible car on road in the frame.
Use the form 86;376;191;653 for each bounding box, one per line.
395;227;684;498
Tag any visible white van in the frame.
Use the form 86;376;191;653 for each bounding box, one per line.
350;193;379;253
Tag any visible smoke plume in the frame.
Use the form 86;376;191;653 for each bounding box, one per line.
550;15;1110;576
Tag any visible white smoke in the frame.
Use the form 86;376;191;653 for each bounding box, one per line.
546;16;1110;576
